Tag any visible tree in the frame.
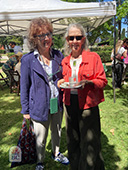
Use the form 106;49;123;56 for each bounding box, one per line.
117;0;128;20
121;28;126;40
53;35;64;50
63;0;127;43
116;0;128;39
61;0;117;45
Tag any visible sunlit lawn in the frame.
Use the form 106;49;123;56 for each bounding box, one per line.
0;75;128;170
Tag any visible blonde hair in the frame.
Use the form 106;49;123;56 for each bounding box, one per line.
15;52;23;62
27;17;53;51
112;40;123;54
64;23;89;56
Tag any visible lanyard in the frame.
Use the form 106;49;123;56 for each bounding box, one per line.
39;55;60;98
39;55;61;79
39;55;58;113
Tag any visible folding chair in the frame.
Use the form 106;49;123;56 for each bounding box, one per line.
9;70;20;96
0;72;9;90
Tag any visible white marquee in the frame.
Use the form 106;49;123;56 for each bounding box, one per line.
0;0;116;36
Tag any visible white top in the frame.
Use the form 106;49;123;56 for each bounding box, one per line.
15;62;21;75
70;57;82;94
14;62;21;81
111;47;126;59
14;45;22;54
111;47;126;64
70;57;82;82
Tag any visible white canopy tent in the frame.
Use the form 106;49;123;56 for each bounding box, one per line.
0;0;116;36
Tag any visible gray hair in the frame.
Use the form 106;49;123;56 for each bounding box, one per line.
64;23;89;56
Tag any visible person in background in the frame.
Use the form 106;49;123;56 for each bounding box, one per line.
2;52;21;85
20;17;69;170
9;41;22;54
14;52;23;76
111;40;127;89
13;52;23;81
58;23;108;170
122;38;128;85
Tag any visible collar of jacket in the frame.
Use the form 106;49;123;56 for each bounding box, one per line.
31;52;49;84
33;49;62;83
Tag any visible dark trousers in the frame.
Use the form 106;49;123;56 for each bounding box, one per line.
112;63;124;88
64;94;105;170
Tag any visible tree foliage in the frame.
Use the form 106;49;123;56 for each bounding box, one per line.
62;0;127;45
117;0;128;20
53;35;64;50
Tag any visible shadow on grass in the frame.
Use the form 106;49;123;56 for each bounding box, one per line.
46;127;122;170
101;132;120;170
0;87;24;170
124;165;128;170
0;87;70;170
0;85;127;170
104;77;128;106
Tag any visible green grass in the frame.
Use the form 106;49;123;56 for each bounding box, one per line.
0;77;128;170
100;78;128;170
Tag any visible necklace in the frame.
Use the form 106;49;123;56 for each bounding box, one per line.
39;55;51;66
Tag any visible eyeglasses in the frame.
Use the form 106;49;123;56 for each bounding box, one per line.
68;36;83;41
35;33;52;40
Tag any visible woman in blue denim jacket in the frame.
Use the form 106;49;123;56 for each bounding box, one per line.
20;17;69;170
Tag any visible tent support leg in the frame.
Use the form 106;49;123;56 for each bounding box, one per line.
113;15;116;103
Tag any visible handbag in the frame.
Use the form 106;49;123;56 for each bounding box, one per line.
11;118;37;168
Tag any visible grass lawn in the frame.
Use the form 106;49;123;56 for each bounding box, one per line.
0;76;128;170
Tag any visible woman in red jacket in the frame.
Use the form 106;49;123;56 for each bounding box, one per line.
58;23;108;170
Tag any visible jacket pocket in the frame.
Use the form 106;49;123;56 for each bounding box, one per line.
81;69;94;80
29;90;34;110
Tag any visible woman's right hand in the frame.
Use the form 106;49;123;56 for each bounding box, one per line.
23;114;30;119
57;79;65;88
79;79;94;89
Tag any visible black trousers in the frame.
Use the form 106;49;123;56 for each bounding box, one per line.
64;94;105;170
112;63;124;88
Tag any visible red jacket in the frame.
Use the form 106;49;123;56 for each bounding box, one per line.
62;50;108;109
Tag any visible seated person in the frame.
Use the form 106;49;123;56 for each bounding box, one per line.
2;52;23;85
14;52;23;81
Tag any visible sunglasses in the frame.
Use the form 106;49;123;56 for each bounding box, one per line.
35;33;52;40
68;36;83;41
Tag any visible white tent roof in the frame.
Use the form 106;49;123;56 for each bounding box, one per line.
0;0;116;36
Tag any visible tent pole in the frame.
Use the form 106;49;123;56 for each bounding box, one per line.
7;21;9;34
113;14;116;103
